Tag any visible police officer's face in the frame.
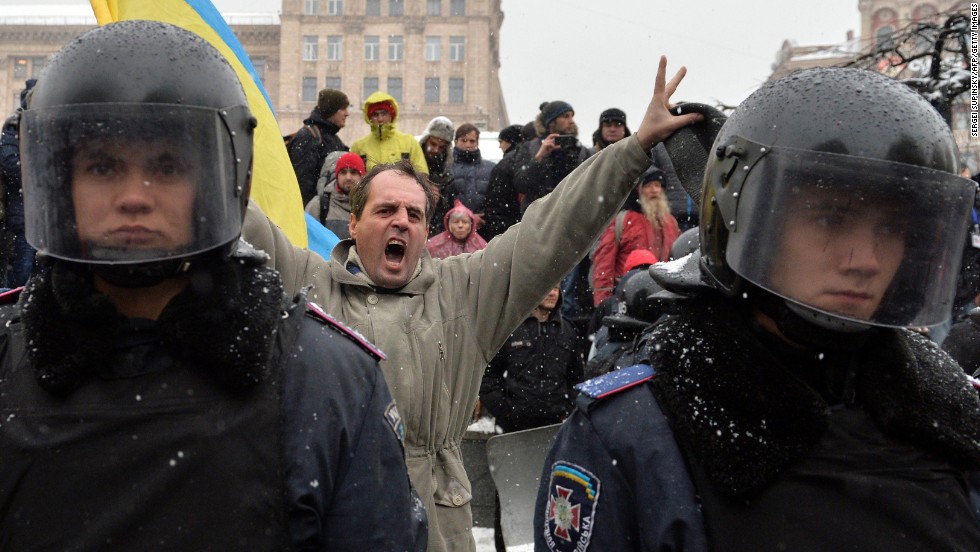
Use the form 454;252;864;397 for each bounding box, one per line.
71;138;195;256
349;171;429;289
769;186;906;320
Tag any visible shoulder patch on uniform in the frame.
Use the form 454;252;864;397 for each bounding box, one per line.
384;400;405;443
0;287;23;304
305;302;387;361
575;363;656;400
543;461;601;552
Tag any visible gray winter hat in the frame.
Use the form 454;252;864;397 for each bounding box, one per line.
422;116;454;143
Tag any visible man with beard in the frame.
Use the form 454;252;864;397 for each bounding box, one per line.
513;101;592;213
592;166;680;305
305;151;365;240
419;116;455;234
287;88;350;205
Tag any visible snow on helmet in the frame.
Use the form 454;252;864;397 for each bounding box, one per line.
21;20;255;269
700;67;975;329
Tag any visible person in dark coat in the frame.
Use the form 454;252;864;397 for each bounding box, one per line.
419;116;456;235
513;101;592;213
287;87;350;205
0;22;426;551
451;123;496;240
0;79;37;288
536;65;980;551
943;306;980;376
483;123;526;240
481;285;583;432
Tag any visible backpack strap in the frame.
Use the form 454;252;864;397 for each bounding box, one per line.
306;124;323;144
614;210;627;247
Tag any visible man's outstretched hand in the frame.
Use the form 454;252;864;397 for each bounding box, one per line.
634;56;703;151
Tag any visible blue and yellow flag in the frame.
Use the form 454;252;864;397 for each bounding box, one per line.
90;0;308;248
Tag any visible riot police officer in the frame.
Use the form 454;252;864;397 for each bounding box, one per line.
0;21;425;550
535;67;980;551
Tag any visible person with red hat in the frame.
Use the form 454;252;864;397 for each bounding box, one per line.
351;92;428;175
591;165;679;305
305;151;366;240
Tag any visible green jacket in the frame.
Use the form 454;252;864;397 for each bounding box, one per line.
242;136;652;552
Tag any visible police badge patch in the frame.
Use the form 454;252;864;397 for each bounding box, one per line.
543;461;600;552
384;401;405;442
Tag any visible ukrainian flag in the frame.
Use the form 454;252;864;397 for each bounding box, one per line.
90;0;309;249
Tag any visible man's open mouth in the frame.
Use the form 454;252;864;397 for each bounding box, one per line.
385;240;406;264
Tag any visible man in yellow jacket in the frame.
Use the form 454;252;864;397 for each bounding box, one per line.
351;91;429;174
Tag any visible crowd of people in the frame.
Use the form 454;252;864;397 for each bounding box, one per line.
2;18;980;552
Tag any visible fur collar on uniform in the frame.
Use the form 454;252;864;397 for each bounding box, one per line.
649;295;980;498
21;244;284;397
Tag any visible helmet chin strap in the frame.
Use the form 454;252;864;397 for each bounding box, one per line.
91;258;193;289
746;283;874;351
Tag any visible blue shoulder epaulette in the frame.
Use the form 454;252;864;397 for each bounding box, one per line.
305;301;387;361
0;287;23;304
575;363;656;399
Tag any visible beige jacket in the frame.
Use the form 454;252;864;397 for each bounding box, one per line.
242;136;652;552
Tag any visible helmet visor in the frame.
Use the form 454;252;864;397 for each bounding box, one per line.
726;147;975;327
21;104;242;264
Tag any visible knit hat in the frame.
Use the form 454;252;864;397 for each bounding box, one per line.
640;166;667;184
541;100;574;128
317;88;349;117
335;152;366;177
600;108;627;125
367;100;395;120
498;124;524;146
423;116;455;143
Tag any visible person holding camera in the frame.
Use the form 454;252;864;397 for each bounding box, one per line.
513;100;593;214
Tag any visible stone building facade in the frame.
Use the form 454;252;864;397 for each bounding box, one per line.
0;0;508;143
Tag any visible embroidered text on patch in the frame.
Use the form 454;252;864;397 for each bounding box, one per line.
384;401;405;442
543;461;600;552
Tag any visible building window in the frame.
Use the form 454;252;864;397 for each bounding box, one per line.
450;0;465;16
303;36;318;61
302;77;318;102
427;0;441;15
13;58;28;79
388;35;404;61
327;0;343;15
304;0;319;15
425;77;440;103
364;77;379;99
326;76;342;90
425;36;441;61
366;0;380;15
448;78;464;104
449;36;465;61
388;77;403;103
327;35;343;60
389;0;404;16
364;36;380;61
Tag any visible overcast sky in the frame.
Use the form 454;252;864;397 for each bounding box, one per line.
41;0;863;131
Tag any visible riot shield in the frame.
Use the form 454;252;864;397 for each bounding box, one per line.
486;423;562;549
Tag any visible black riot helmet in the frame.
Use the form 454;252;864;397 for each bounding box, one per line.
20;21;255;278
700;67;975;330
